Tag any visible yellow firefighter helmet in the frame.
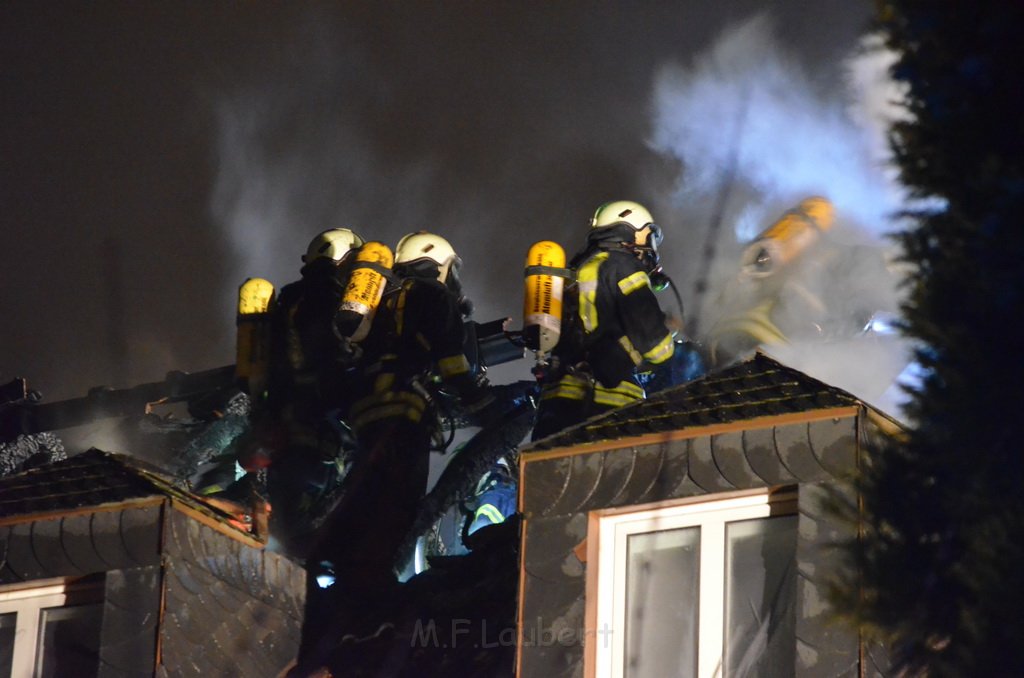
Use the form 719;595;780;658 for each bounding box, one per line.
302;228;365;264
394;231;462;284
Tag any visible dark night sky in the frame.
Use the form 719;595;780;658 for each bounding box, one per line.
1;2;874;401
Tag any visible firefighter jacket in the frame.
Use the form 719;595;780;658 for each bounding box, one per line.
574;248;674;380
547;247;675;408
347;275;483;433
264;258;355;429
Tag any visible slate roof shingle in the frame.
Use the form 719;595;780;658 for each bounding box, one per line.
525;352;862;452
0;448;254;538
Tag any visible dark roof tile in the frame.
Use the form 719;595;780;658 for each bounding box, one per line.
0;449;256;540
525;353;862;452
0;450;161;518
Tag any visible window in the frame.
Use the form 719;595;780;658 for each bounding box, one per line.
590;488;798;678
0;576;104;678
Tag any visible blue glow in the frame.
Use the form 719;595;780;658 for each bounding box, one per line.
863;312;900;335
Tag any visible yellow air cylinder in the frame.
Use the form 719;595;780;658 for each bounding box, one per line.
337;241;394;342
523;241;568;356
741;196;836;278
235;277;276;395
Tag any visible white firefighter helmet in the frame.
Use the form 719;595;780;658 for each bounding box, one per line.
591;200;654;230
394;231;462;283
590;200;661;247
303;228;365;264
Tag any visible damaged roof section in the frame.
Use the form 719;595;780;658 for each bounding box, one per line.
526;352;863;452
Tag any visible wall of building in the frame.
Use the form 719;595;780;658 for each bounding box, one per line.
158;509;304;677
518;414;863;677
0;501;304;677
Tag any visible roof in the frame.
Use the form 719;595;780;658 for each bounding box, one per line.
525;352;865;452
0;449;259;542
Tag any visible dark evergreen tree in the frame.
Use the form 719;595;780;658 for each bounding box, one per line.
831;3;1024;675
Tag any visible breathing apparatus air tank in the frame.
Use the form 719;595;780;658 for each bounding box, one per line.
235;277;276;397
523;241;570;358
740;196;835;278
336;241;394;342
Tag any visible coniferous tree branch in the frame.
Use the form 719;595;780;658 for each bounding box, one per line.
830;3;1024;675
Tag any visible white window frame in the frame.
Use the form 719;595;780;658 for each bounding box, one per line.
587;487;798;678
0;576;104;678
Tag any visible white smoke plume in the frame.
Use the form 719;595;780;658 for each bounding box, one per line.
204;9;922;417
649;14;917;420
844;32;913;193
208;28;443;314
652;14;908;233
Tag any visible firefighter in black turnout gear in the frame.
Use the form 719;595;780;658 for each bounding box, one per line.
532;201;677;441
246;228;365;553
293;232;494;673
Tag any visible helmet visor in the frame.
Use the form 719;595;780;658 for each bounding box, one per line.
647;224;663;249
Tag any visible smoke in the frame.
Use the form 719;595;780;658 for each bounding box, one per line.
210;31;412;295
651;14;908;233
648;14;917;419
204;7;921;418
203;7;654;341
207;17;515;332
1;3;888;461
844;33;912;195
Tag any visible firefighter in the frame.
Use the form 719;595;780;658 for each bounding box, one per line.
242;227;366;553
532;200;678;441
465;457;517;538
293;231;494;672
707;196;838;365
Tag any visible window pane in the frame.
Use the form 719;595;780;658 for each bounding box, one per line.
36;603;102;678
624;526;700;678
0;612;15;678
724;515;797;678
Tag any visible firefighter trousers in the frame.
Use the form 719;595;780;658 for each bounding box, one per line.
531;373;645;441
